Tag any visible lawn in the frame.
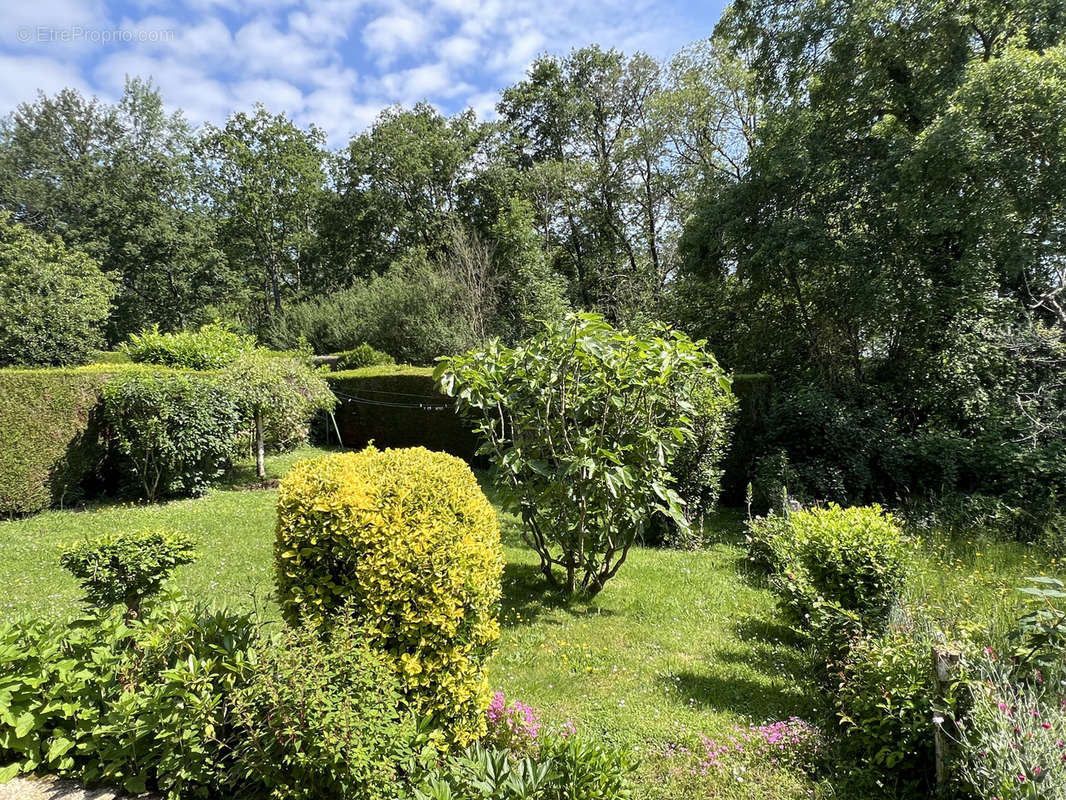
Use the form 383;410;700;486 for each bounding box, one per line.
0;446;1056;799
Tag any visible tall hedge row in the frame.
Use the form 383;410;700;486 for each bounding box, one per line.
324;366;480;462
0;365;141;515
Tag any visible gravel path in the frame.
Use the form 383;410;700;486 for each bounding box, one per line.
0;776;152;800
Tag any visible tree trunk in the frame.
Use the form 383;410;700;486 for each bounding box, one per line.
254;408;266;479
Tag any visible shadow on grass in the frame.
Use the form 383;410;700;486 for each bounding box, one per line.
500;561;617;627
733;615;804;648
665;670;816;721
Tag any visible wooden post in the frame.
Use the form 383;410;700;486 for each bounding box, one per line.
932;646;961;793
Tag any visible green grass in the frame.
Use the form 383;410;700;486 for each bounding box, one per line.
0;445;1058;798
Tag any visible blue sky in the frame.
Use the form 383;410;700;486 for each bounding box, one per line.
1;0;729;145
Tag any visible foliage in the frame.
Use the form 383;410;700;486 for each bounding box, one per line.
221;350;335;476
0;213;115;367
334;342;396;370
275;446;504;744
832;629;941;796
413;736;636;800
768;504;908;635
0;79;225;342
957;650;1066;800
266;250;480;364
59;529;197;616
197;105;326;329
649;370;738;547
101;371;243;500
0;365;119;516
437;313;732;596
743;512;791;575
232;606;413;800
122;322;255;370
0;598;259;798
1008;576;1066;681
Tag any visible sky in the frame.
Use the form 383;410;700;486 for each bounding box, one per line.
0;0;729;146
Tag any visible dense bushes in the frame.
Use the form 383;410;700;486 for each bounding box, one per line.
121;323;255;369
438;313;733;595
233;608;413;800
334;343;395;370
0;213;115;367
0;366;119;516
101;371;243;500
266;252;478;364
275;446;504;744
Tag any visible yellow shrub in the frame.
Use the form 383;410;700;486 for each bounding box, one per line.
275;446;504;744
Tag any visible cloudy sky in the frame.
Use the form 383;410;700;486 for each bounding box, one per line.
1;0;729;145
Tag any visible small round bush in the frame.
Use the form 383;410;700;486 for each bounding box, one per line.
775;504;907;629
334;343;396;370
60;529;197;616
275;446;504;745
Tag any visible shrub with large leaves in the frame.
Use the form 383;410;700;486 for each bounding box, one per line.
436;313;732;596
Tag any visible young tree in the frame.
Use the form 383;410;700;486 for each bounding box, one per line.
437;313;733;596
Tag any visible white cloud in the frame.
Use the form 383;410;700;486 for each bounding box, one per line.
362;8;432;63
437;34;478;65
0;53;92;110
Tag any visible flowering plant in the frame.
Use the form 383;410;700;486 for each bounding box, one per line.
484;691;575;757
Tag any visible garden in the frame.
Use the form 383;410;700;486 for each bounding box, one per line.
1;0;1065;797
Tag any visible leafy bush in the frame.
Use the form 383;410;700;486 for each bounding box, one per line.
0;213;115;367
0;599;258;797
833;630;942;796
647;371;738;548
438;313;732;596
334;343;396;370
232;607;413;800
770;504;908;632
743;511;791;574
122;322;256;370
275;446;504;744
101;371;243;500
266;251;477;364
60;529;197;616
222;351;336;477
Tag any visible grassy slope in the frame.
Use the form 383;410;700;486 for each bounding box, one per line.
0;446;1058;798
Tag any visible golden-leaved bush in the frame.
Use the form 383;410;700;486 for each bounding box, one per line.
275;446;504;744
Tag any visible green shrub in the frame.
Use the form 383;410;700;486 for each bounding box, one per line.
0;365;118;516
266;251;476;364
335;343;396;370
222;351;336;477
647;371;738;548
833;630;942;796
60;529;198;616
102;371;243;500
438;313;732;596
325;366;479;461
0;213;115;367
232;607;413;800
122;323;255;370
0;599;258;798
771;504;908;632
275;446;504;745
743;511;791;574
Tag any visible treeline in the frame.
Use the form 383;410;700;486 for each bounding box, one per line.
2;0;1065;518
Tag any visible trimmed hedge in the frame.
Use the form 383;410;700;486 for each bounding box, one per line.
323;366;480;462
0;365;150;516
